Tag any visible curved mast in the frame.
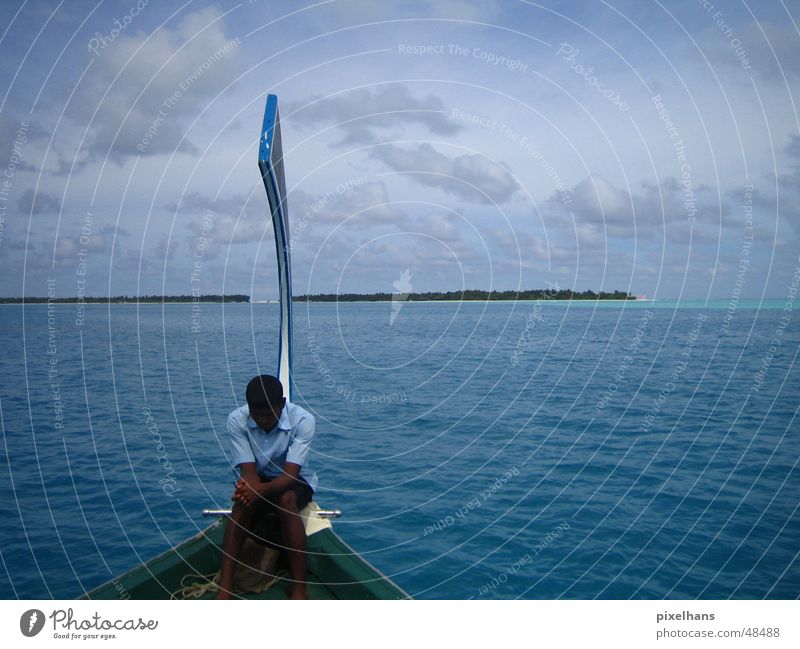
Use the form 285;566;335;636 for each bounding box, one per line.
258;94;293;400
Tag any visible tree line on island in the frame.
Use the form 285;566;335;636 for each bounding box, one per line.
293;289;635;302
0;294;250;303
1;289;635;303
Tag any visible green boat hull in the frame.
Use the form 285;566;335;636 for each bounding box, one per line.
81;519;409;600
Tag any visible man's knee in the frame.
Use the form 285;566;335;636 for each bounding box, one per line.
230;499;257;520
276;489;298;513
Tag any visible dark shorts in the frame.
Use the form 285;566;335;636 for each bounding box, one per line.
251;475;314;512
240;476;314;543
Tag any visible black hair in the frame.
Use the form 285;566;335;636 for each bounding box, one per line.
246;374;283;412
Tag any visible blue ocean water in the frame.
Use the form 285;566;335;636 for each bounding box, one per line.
0;299;798;599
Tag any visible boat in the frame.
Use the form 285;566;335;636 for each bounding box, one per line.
81;94;409;601
82;503;408;600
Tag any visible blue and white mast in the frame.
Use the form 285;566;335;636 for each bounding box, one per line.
258;94;293;400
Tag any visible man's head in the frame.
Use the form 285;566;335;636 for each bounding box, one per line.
246;374;285;432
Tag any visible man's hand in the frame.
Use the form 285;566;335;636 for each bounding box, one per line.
232;477;263;508
230;461;302;506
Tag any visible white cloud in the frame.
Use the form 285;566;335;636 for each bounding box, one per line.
705;22;800;82
17;189;62;215
0;113;39;174
290;179;402;229
548;173;729;243
287;84;463;147
68;6;242;161
370;143;518;204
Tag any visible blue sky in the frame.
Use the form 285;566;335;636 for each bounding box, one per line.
0;0;798;300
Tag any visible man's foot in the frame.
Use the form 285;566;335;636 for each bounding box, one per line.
289;585;309;599
215;587;235;600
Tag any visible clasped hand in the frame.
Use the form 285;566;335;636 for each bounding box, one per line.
232;477;263;507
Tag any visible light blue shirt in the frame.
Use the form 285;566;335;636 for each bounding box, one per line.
226;401;318;492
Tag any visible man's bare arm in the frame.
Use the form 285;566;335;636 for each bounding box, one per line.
232;462;302;506
259;462;302;497
231;462;260;507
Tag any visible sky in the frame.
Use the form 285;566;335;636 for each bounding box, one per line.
0;0;798;300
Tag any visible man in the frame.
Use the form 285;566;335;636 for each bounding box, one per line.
216;374;317;600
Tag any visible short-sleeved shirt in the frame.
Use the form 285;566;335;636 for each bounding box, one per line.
226;401;318;492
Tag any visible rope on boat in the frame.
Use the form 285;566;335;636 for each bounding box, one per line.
172;514;291;598
170;572;220;599
170;570;288;599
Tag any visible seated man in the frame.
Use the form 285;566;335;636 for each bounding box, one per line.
216;374;318;600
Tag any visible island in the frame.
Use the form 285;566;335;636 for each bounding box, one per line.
0;294;250;304
293;289;636;302
1;289;638;304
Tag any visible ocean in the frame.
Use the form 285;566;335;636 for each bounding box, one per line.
0;299;798;599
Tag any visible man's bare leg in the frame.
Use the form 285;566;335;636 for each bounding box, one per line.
215;501;254;599
276;490;308;599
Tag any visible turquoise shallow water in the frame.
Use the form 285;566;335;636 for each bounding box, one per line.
0;300;798;599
